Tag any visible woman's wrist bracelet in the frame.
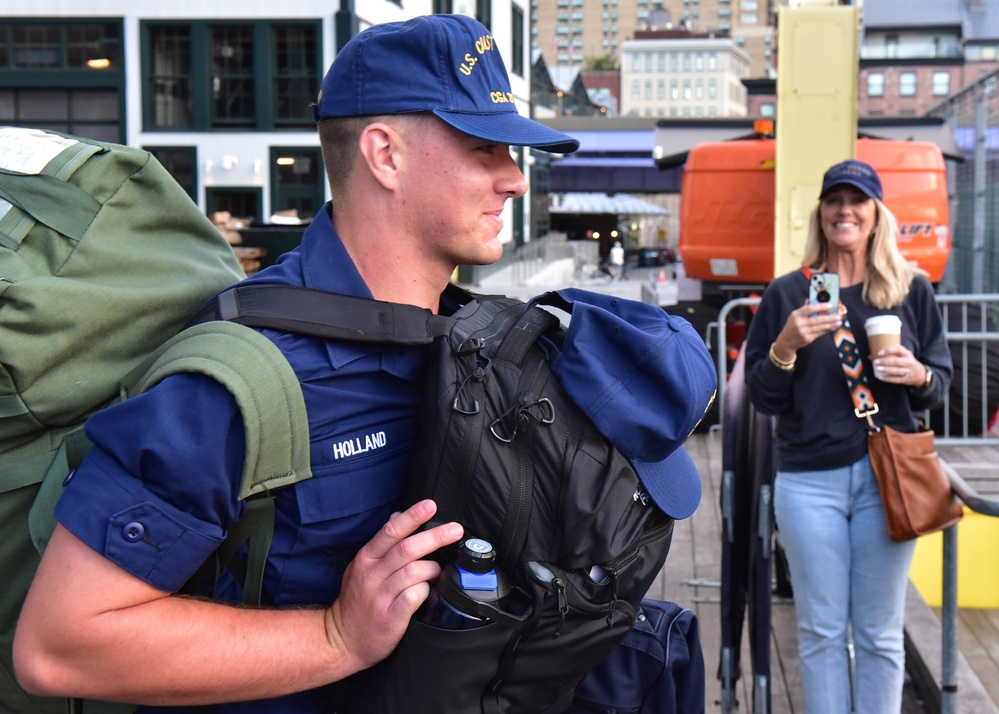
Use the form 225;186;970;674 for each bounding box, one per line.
769;343;796;370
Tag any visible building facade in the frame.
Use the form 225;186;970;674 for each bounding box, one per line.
859;0;999;117
620;33;750;117
532;0;776;80
0;0;537;252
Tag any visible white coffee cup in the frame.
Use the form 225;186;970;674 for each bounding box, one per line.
865;315;902;379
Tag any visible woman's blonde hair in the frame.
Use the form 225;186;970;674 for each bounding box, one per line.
802;196;918;309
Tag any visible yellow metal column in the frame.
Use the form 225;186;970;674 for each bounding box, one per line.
773;0;861;276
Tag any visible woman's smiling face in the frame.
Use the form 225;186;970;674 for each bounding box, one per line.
819;184;877;256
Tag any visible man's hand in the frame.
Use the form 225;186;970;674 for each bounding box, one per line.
325;499;463;671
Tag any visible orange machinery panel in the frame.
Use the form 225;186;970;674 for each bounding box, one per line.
678;137;950;285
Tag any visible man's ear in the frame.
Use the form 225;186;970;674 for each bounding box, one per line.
357;122;402;191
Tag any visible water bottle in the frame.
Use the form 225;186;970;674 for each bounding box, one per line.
418;537;511;630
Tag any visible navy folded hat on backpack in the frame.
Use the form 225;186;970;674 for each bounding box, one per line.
531;289;717;519
313;14;579;154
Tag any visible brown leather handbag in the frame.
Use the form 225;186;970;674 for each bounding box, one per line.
867;422;963;542
827;306;963;542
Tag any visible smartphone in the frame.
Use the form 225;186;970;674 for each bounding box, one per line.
808;272;840;311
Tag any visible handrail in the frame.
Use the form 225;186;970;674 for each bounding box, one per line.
938;460;999;714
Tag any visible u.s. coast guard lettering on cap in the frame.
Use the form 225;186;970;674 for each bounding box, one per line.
332;430;387;460
458;34;496;75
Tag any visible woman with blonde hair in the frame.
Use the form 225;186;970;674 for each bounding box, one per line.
743;159;953;713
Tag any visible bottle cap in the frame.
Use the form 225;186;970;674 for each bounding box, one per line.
457;538;496;574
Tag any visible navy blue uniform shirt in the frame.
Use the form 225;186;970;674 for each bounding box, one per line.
56;204;433;712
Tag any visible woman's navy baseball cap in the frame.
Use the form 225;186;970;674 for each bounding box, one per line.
819;159;883;202
313;14;580;154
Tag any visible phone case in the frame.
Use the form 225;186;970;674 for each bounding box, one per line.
809;272;840;307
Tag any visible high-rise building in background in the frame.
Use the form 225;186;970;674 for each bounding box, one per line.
531;0;775;80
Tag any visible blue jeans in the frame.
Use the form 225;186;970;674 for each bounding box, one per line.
774;455;916;714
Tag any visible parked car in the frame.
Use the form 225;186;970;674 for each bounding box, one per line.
637;247;676;267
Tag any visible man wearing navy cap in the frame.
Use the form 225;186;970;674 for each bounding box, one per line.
14;15;583;713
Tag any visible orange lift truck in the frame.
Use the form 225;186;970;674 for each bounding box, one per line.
677;120;951;305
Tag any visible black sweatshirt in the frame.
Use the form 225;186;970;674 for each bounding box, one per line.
744;270;953;472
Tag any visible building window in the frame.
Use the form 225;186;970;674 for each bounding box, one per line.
433;0;454;12
707;53;717;70
210;26;255;128
657;79;665;100
898;71;916;96
0;20;125;142
205;186;262;222
145;146;198;202
631;79;640;100
695;79;704;99
932;71;950;96
867;72;885;97
695;53;703;71
682;53;691;71
632;52;641;71
670;80;678;99
273;26;317;126
760;102;775;117
143;20;320;131
741;14;757;24
511;5;524;76
476;0;492;28
683;80;691;99
270;146;324;219
669;53;678;71
657;52;665;71
708;78;716;98
644;80;652;100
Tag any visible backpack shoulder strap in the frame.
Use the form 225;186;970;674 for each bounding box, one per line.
121;320;312;500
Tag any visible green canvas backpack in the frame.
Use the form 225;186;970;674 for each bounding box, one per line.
0;127;312;714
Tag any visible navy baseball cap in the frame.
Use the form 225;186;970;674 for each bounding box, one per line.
313;14;579;154
819;159;883;202
531;289;718;519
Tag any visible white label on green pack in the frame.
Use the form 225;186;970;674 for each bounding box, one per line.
0;127;79;174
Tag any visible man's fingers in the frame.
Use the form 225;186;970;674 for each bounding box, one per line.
360;500;463;565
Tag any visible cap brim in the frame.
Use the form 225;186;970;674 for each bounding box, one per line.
433;108;579;153
820;179;880;201
631;446;702;520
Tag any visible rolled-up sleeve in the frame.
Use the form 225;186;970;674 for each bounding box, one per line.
55;373;246;593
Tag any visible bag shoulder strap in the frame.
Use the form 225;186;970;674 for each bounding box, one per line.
802;268;881;426
188;284;457;345
121;320;312;500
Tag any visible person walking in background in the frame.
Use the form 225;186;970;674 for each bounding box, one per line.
13;15;578;712
743;160;952;713
610;240;625;281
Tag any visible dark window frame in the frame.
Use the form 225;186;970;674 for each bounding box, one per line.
511;4;525;77
0;18;126;142
145;145;198;203
141;19;322;132
205;186;263;223
269;145;325;220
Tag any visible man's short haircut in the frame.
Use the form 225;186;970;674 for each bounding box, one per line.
318;113;436;208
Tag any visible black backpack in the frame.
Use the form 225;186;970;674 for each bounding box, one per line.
198;283;716;714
